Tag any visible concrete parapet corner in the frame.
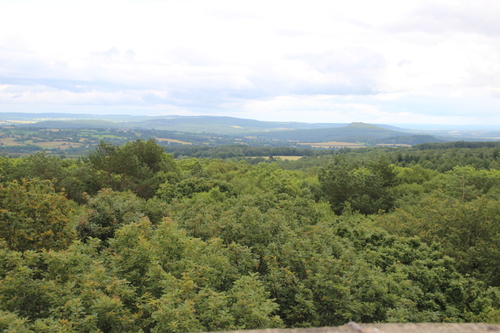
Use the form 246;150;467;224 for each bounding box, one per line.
211;323;500;333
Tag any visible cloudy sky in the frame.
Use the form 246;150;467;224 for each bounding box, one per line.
1;0;500;126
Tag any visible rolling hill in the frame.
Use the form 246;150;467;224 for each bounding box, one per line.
3;113;443;145
18;114;351;134
249;122;445;145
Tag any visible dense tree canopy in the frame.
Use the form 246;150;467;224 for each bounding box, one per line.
318;155;397;214
2;139;500;331
0;179;76;251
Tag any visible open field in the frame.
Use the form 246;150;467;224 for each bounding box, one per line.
0;127;202;156
273;155;303;160
91;134;129;140
0;138;25;146
33;141;86;149
247;156;304;161
155;137;192;145
297;141;367;148
0;138;86;149
376;143;412;147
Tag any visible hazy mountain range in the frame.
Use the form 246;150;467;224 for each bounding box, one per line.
1;113;499;144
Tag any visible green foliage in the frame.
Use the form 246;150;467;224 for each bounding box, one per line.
76;188;161;243
168;189;500;326
318;155;397;214
376;194;500;286
424;166;500;201
0;240;141;332
4;152;92;203
242;163;304;197
0;311;33;333
88;139;178;198
395;164;437;185
10;152;67;185
0;179;76;251
108;217;283;331
3;141;500;330
227;274;283;329
157;177;236;203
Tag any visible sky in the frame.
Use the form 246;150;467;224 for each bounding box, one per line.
1;0;500;126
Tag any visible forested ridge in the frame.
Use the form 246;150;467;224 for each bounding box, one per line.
2;139;500;332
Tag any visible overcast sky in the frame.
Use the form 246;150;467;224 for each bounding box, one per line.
1;0;500;126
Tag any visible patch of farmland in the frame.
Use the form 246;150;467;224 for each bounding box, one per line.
155;138;192;145
297;141;366;148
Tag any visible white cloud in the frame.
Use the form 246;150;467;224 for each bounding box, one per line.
239;95;394;123
1;0;500;125
0;84;144;105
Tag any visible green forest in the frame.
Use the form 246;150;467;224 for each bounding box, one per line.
2;139;500;332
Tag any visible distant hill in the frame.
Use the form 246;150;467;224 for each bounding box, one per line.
249;123;447;145
252;122;406;141
0;112;152;122
21;119;122;129
18;114;350;134
5;114;445;145
120;116;350;134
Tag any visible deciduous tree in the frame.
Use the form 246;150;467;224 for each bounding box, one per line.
0;179;76;251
